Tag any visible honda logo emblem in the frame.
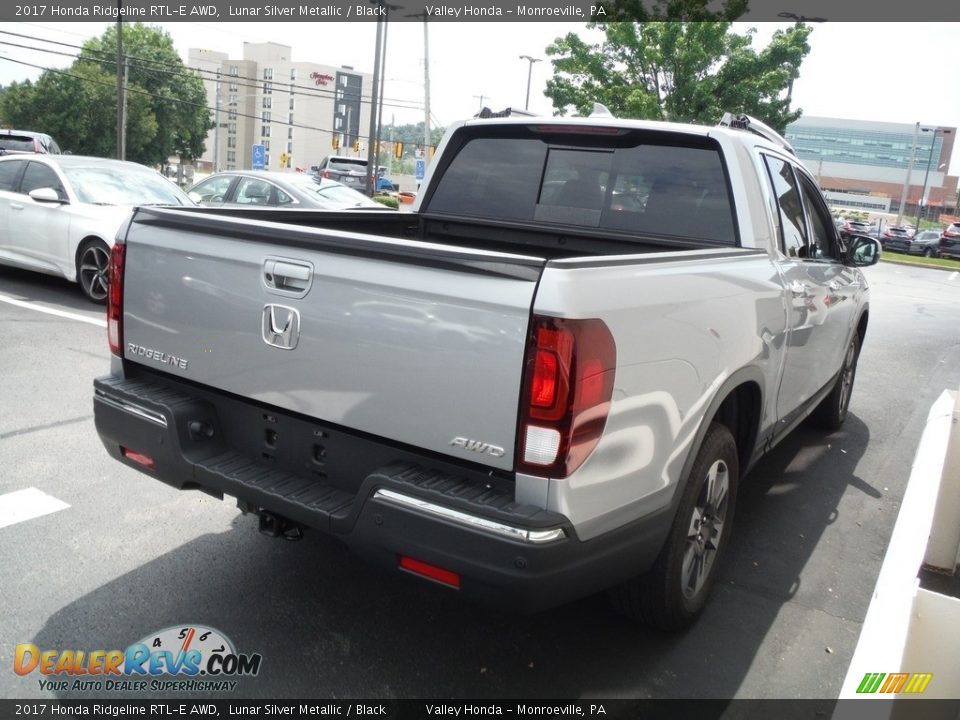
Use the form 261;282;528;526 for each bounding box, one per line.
262;304;300;350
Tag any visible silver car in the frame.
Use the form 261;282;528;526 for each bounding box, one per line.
0;154;193;302
188;171;385;210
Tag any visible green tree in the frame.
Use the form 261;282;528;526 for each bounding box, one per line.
0;24;209;166
80;24;211;165
545;21;813;133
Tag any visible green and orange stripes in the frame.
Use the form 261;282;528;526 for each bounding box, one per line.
857;672;933;694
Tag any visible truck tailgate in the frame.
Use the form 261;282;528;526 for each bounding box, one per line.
120;208;545;472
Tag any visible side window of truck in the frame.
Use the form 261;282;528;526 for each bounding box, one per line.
763;155;809;259
796;173;840;261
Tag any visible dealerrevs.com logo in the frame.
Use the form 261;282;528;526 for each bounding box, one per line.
14;625;262;693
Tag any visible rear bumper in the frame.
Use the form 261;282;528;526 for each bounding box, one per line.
93;372;670;612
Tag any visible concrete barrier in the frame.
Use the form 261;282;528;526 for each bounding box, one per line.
835;388;960;710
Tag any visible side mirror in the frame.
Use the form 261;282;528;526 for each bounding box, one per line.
29;187;67;204
844;235;880;267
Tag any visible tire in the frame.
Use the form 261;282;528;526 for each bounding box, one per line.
77;239;110;304
609;422;739;630
811;332;860;430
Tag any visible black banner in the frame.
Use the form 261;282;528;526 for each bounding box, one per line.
3;700;960;720
2;0;959;23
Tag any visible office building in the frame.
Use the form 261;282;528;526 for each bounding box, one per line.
785;116;958;219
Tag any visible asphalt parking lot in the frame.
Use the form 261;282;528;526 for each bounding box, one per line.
1;261;959;700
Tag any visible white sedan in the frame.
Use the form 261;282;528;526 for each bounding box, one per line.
0;154;193;302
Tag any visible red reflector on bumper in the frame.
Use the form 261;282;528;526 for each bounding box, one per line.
399;555;461;589
121;447;155;469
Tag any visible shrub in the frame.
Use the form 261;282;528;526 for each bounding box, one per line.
373;195;400;209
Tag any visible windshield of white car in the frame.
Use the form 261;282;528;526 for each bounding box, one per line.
64;167;190;206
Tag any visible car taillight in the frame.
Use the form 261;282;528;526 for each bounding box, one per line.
107;243;125;356
516;315;616;478
321;169;331;179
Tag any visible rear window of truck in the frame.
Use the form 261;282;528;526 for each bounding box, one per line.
428;130;737;246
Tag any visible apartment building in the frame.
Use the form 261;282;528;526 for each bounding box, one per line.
189;42;371;173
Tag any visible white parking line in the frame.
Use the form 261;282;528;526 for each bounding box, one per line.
949;272;958;282
0;292;106;327
0;487;70;530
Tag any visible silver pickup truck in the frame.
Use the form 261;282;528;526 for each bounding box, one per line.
93;114;880;629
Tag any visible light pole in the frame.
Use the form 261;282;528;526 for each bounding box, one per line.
519;55;541;111
896;122;921;227
915;127;952;230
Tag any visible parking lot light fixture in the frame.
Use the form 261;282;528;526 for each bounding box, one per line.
915;127;952;230
519;55;542;111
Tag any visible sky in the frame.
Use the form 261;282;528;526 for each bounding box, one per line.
1;21;958;171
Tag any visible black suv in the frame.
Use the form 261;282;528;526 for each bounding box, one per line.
0;129;61;155
939;222;960;260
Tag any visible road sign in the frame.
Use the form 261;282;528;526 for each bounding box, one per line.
251;144;266;170
415;159;425;181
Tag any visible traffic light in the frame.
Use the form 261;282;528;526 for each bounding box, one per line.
353;139;361;153
331;135;340;150
279;152;289;168
393;142;403;160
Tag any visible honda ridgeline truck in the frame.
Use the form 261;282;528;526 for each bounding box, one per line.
93;114;880;628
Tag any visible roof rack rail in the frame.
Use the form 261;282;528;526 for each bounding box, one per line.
718;112;796;156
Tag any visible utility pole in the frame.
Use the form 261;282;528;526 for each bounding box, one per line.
115;10;124;160
365;7;384;196
473;94;487;112
212;75;221;173
404;11;432;167
422;16;431;166
121;60;128;160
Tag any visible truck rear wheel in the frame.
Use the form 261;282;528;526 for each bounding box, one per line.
610;422;739;630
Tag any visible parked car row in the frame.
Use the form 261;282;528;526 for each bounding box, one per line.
881;222;960;260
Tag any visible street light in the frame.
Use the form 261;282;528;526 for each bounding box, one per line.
519;55;541;111
915;127;952;230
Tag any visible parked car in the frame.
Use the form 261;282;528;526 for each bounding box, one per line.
0;154;193;302
882;225;914;247
839;219;872;240
939;223;960;259
188;171;386;210
884;229;941;257
0;129;62;155
312;156;397;192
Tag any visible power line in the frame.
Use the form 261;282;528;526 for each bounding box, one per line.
0;56;341;136
0;29;425;112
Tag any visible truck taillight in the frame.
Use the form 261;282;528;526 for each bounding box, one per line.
107;243;125;356
516;316;616;478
